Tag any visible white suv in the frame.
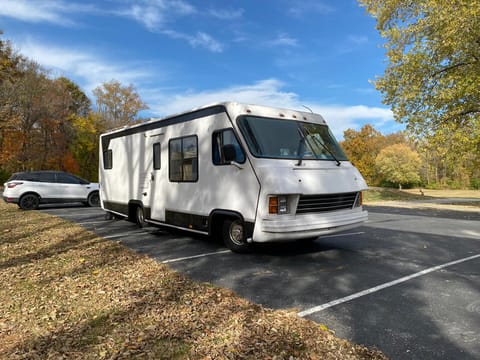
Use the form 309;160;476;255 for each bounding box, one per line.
3;171;100;210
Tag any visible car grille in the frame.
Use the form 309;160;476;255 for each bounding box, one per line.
296;192;358;214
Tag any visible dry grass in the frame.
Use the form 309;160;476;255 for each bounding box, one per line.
401;188;480;199
364;188;480;212
0;201;386;360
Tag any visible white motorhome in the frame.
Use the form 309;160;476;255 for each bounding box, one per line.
99;102;368;252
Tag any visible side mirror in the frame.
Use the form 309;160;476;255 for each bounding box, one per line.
223;144;236;163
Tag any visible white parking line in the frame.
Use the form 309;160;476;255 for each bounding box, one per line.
298;253;480;317
162;250;231;264
77;221;108;225
103;230;150;239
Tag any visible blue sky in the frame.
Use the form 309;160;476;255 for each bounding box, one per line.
0;0;404;138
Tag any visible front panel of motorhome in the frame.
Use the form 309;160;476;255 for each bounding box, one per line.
99;102;368;252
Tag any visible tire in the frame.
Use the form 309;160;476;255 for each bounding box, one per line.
135;206;148;228
222;218;251;253
87;192;100;207
19;193;40;210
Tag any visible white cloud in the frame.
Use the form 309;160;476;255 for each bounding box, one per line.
118;1;224;52
18;40;152;94
161;29;224;53
118;0;196;31
269;33;299;47
287;1;334;18
0;0;95;25
347;35;369;45
189;32;224;53
208;8;244;20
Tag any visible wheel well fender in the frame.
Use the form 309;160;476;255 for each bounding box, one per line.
208;210;244;237
127;200;144;222
19;191;41;200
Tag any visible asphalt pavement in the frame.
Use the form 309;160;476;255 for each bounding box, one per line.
39;204;480;360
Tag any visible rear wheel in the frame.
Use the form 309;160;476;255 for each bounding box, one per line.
19;193;40;210
135;206;148;228
222;218;250;253
87;192;100;207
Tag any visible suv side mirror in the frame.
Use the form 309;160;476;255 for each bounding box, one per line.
223;144;236;163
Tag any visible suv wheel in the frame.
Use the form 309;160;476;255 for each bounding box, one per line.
19;193;40;210
87;192;100;207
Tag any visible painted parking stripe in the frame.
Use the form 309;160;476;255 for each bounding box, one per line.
162;250;231;264
298;253;480;317
103;230;150;239
49;213;105;217
77;221;108;225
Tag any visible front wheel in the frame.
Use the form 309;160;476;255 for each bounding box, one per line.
222;218;251;253
87;192;100;207
19;193;40;210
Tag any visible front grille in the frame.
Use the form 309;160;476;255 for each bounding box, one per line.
296;192;358;214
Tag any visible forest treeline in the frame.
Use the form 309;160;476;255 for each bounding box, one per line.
1;33;479;188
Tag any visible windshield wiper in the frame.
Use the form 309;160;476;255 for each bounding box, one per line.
303;127;341;166
296;128;306;166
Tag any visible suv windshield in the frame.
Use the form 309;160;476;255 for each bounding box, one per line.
237;116;348;161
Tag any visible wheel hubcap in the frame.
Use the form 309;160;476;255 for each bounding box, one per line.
229;221;245;245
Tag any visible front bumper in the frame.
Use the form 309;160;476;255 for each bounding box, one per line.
253;207;368;242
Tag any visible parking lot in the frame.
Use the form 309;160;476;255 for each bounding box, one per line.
40;204;480;359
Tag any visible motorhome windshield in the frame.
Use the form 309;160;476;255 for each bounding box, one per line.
238;116;348;161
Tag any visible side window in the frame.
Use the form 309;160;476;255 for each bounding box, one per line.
153;142;161;170
56;173;81;184
169;136;198;182
23;173;40;182
212;129;246;165
38;172;55;183
103;149;113;169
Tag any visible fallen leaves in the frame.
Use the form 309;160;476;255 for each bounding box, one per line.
0;201;387;359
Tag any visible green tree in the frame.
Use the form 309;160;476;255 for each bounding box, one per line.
93;79;148;129
358;0;480;133
375;143;421;189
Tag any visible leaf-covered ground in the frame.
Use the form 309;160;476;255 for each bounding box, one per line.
0;201;386;359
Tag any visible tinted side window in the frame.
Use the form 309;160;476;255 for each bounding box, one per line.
56;173;81;184
213;129;246;165
23;173;41;182
169;136;198;182
38;173;55;183
153;142;161;170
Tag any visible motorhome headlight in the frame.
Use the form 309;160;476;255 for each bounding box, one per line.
353;191;363;208
269;195;289;214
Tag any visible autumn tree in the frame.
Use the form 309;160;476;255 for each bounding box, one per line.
93;80;148;129
375;143;421;189
70;112;106;181
341;124;407;185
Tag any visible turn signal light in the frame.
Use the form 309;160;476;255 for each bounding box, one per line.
269;197;278;214
268;196;289;214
